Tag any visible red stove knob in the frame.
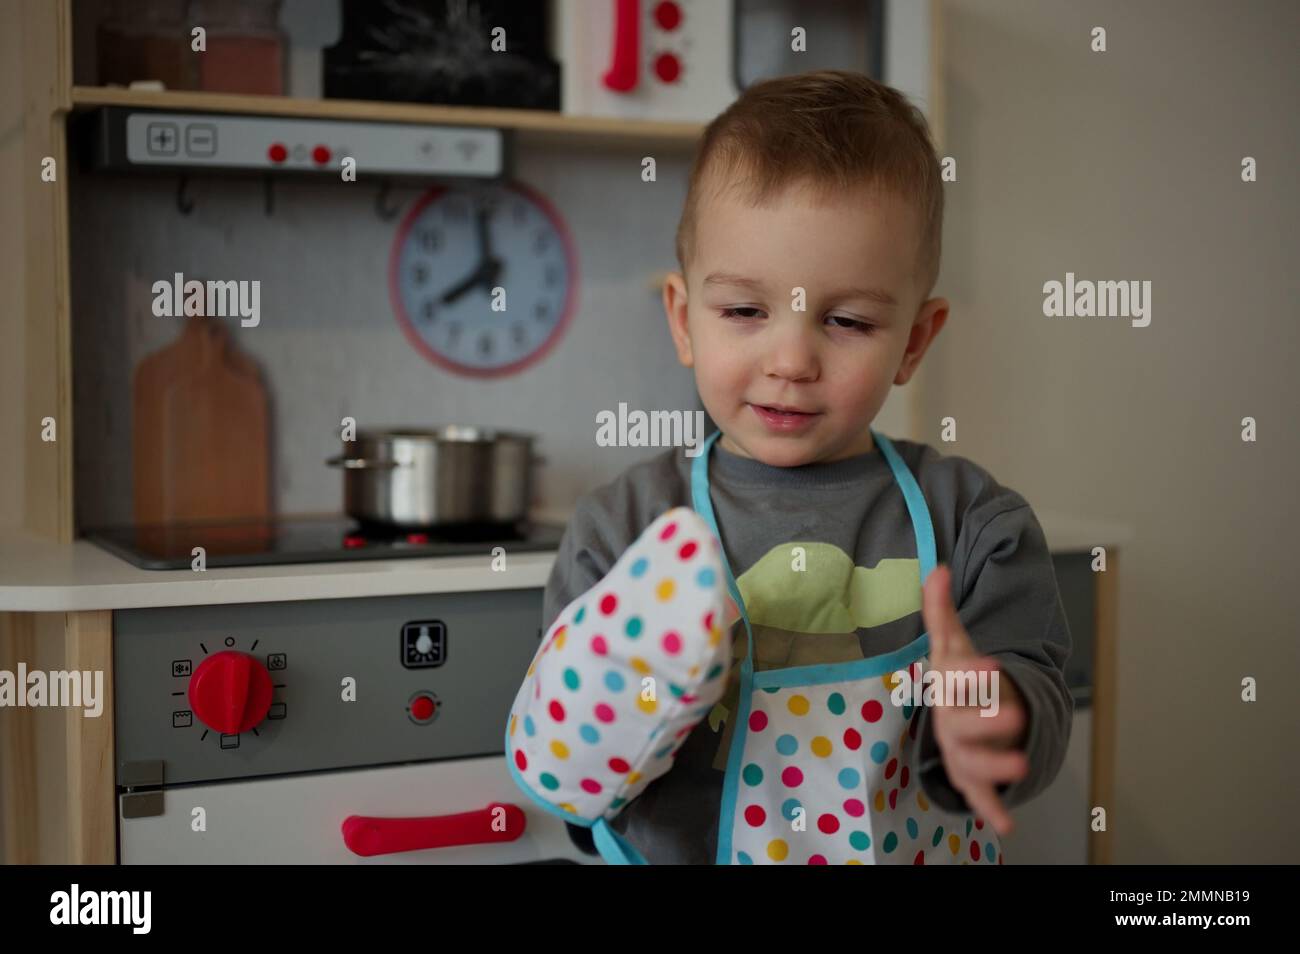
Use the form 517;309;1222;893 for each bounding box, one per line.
188;651;274;735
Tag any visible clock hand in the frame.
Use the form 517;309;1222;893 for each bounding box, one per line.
440;204;500;304
441;255;507;304
478;256;504;291
475;204;495;260
441;266;487;304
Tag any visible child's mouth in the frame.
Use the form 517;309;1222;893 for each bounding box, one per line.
749;403;820;432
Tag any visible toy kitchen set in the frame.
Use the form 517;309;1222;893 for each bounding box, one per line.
1;0;1121;868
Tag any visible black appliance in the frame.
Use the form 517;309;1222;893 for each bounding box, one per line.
324;0;561;110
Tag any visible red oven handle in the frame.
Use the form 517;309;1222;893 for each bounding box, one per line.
603;0;640;92
341;802;527;857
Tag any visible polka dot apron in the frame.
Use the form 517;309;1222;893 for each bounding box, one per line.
693;429;1002;865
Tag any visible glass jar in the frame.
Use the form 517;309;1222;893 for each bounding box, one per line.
97;0;197;90
191;0;285;95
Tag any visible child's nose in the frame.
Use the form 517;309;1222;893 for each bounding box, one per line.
763;322;820;380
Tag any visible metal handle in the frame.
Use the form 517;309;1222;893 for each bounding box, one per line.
325;456;404;470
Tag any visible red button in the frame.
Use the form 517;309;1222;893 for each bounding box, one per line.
344;534;366;549
312;145;331;165
410;695;436;721
653;53;681;83
405;532;429;545
654;1;682;30
268;143;287;163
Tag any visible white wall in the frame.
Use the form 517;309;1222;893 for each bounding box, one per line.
914;0;1299;862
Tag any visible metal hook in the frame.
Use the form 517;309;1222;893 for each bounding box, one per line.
177;175;194;216
375;179;400;221
263;174;275;216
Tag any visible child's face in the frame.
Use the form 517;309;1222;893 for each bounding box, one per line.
665;178;948;467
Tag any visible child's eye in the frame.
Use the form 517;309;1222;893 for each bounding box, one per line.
826;314;873;333
720;307;765;321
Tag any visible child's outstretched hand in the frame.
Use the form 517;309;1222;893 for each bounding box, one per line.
921;564;1029;837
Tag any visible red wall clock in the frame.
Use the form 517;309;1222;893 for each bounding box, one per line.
389;180;578;377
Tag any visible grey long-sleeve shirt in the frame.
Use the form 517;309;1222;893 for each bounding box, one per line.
539;436;1073;864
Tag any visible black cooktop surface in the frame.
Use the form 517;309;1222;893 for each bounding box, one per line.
87;516;567;570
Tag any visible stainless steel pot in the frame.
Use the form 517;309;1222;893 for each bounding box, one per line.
326;426;539;528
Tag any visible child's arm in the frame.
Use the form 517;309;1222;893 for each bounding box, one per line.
913;503;1074;829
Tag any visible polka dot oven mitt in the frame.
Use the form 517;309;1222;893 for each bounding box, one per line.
507;506;731;822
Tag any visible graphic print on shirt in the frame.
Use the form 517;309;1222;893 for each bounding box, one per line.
707;542;921;771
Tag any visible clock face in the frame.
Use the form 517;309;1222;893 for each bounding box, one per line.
389;181;577;377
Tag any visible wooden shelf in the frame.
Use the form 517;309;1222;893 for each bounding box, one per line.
69;86;704;150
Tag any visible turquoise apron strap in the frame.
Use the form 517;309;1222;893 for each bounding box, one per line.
592;818;649;865
690;430;756;865
870;429;938;582
689;430;754;666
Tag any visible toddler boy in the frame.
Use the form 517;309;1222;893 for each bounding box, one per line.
537;70;1072;864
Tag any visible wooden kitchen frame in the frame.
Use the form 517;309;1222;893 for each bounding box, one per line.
0;610;115;864
2;0;1121;867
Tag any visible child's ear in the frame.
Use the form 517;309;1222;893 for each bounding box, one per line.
662;270;694;368
894;297;949;386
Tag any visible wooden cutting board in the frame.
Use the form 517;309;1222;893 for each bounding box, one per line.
133;320;271;527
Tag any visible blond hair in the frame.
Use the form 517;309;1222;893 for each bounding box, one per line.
675;69;944;299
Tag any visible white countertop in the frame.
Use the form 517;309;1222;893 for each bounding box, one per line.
0;529;557;612
0;508;1130;613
